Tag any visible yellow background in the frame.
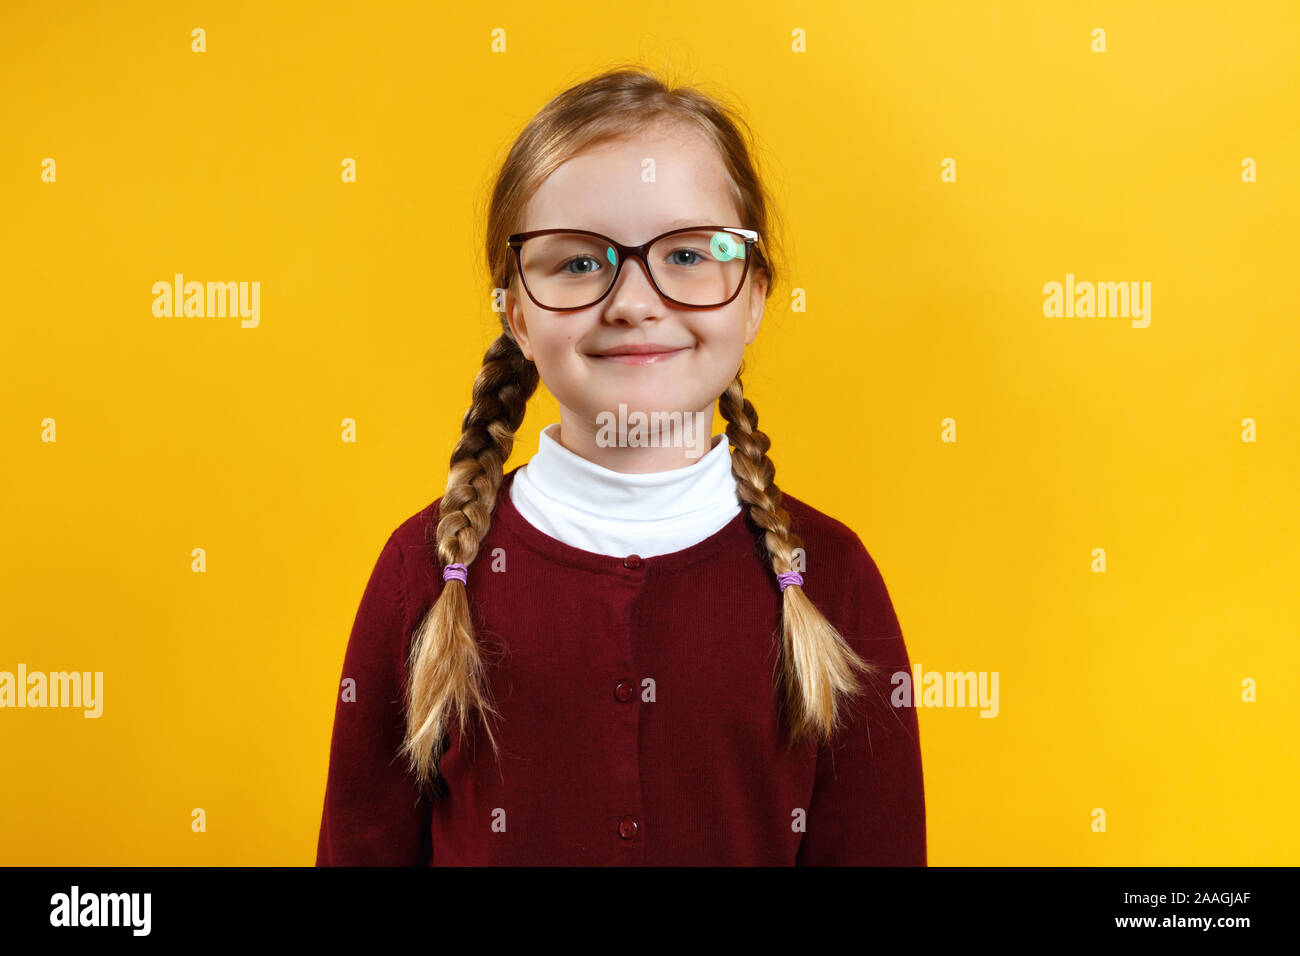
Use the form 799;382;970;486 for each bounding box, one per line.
1;0;1297;865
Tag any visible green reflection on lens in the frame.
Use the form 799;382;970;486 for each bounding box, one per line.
605;246;617;266
710;232;743;262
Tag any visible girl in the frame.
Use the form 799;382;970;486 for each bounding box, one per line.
316;65;926;866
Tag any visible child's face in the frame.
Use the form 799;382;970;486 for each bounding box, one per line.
504;122;768;447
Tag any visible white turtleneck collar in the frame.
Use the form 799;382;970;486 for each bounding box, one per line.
508;422;742;558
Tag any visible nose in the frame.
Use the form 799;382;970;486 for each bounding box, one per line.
602;253;664;320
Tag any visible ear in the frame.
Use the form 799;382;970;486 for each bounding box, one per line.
504;283;535;361
744;271;768;345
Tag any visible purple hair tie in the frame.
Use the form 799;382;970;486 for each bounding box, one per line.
442;562;467;585
776;570;803;592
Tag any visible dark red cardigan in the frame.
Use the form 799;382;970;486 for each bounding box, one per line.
316;467;926;865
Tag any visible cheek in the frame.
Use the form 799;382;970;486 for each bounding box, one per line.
701;310;751;356
686;318;747;390
538;332;579;365
522;318;564;359
530;330;587;389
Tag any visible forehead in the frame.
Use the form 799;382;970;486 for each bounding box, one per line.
522;122;740;242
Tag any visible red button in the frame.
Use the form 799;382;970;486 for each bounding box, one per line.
614;680;634;702
618;815;639;840
623;554;643;569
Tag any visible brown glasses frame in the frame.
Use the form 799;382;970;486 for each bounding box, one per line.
506;225;763;311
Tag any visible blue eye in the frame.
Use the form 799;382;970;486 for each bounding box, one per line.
666;248;704;266
561;255;602;275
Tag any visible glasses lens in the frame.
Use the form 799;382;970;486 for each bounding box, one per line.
648;229;747;306
518;229;748;309
518;232;614;310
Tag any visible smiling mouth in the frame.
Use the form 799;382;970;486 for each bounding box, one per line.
588;347;690;366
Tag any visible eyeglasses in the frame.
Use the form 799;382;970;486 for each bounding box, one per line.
507;225;762;311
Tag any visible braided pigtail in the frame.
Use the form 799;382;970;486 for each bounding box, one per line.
398;333;539;793
718;369;884;746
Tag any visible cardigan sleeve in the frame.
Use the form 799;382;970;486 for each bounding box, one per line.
797;542;928;866
315;529;434;866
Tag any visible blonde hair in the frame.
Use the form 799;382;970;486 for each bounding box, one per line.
399;63;882;793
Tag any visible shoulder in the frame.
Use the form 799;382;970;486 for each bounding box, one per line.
389;496;440;549
778;489;902;644
780;490;866;554
779;490;882;584
375;495;442;596
382;467;526;574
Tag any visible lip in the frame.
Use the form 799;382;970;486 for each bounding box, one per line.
587;345;691;366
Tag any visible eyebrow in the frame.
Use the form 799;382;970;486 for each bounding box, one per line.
575;218;729;237
662;218;725;230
